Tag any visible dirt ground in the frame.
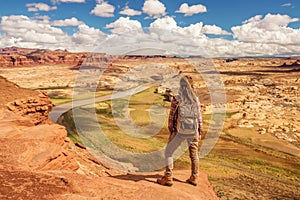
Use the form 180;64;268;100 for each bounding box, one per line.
0;76;38;109
0;169;218;200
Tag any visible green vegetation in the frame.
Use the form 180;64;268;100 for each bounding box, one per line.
201;130;300;199
50;90;113;105
58;109;83;144
95;87;170;153
50;96;72;105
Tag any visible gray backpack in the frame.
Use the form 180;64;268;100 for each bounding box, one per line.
176;102;198;134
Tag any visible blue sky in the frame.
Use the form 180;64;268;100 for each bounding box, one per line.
1;0;299;33
0;0;299;56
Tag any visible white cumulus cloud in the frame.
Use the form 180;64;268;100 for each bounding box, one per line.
90;0;115;17
142;0;166;18
1;13;300;57
94;15;300;57
72;24;106;51
104;16;208;55
52;17;84;26
0;15;107;51
175;3;207;16
0;15;71;49
202;25;231;35
26;3;57;12
149;16;205;39
232;13;300;45
105;17;143;35
120;6;142;16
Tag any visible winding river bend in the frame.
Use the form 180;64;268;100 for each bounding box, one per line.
49;85;149;122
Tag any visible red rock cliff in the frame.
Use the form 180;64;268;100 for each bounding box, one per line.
0;48;88;67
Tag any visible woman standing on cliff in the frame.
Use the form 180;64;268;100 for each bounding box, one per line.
157;76;202;186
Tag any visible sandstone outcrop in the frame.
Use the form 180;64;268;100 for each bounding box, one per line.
6;92;53;125
1;76;53;124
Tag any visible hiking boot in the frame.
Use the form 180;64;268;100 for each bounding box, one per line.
186;176;198;186
157;176;173;186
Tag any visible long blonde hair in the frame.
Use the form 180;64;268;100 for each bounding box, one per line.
177;77;198;107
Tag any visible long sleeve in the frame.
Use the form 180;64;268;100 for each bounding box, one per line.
168;97;178;134
196;97;202;135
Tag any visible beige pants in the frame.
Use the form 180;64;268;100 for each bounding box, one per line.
164;133;199;177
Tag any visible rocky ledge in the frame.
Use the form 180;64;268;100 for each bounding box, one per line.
0;75;218;199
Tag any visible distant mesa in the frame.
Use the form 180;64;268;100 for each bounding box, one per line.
0;47;88;67
280;60;300;68
0;46;38;54
0;47;174;68
225;58;238;63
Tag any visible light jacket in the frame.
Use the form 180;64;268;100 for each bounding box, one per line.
168;96;202;136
